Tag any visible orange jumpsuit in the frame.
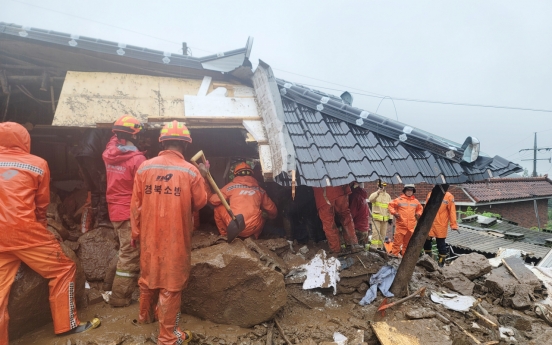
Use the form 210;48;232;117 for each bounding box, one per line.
0;122;80;344
131;150;208;345
388;193;423;256
210;176;277;238
313;186;358;253
426;192;458;238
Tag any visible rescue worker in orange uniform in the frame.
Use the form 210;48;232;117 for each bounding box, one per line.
102;115;146;306
388;184;423;257
423;191;458;267
130;121;209;345
210;162;278;239
0;122;99;345
313;185;361;253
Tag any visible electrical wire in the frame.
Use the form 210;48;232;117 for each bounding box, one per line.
10;0;214;54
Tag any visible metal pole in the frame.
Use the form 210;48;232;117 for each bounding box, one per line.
533;132;537;177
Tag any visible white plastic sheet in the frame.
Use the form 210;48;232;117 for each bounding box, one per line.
301;250;341;295
430;292;476;312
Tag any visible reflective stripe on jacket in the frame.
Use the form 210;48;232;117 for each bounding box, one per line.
388;194;423;233
209;175;277;238
368;190;392;220
425;191;458;238
130;150;208;291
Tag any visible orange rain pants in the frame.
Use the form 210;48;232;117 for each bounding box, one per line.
138;280;187;345
388;193;423;256
313;186;358;253
0;242;79;343
0;122;80;344
210;175;277;239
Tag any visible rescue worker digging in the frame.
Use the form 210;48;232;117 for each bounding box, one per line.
0;122;99;345
313;185;362;254
349;182;370;246
131;121;209;345
388;184;423;257
102;115;146;306
210;162;277;239
424;191;458;267
368;181;392;250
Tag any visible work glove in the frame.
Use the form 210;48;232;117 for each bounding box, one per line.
387;219;393;225
198;160;210;178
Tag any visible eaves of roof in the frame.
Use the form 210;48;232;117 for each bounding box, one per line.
460;177;552;202
275;79;523;187
0;22;252;77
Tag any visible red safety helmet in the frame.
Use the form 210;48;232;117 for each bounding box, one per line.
159;121;192;143
112;115;143;135
234;162;253;176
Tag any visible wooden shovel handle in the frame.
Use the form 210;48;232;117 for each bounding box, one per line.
190;151;236;220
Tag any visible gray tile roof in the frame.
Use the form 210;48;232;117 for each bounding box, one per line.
447;227;551;260
276;79;523;187
0;22;251;74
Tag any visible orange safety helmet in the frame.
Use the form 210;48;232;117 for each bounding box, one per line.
159;120;192;143
234;162;253;176
112;115;143;135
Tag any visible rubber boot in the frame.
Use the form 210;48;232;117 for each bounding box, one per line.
424;249;432;256
438;254;447;268
109;275;138;307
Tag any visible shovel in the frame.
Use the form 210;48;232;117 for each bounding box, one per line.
377;286;426;316
190;150;245;243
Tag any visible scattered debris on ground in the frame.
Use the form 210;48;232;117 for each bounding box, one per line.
9;190;552;345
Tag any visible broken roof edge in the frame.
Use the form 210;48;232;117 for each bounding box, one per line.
0;22;251;74
276;78;468;163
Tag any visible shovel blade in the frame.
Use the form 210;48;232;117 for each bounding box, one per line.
227;214;246;243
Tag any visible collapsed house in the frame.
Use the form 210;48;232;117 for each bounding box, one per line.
4;22;551;345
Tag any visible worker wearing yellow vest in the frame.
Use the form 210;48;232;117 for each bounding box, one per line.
368;181;392;250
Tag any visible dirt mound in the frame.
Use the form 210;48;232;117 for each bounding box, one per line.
181;240;287;327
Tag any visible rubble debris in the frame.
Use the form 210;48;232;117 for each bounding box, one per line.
181;240;287;328
502;257;540;286
534;303;552;326
47;218;70;240
378;287;426;315
417;254;440;272
447;253;492;280
292;250;341;295
372;319;452;345
275;318;293;345
77;227;119;281
499;327;516;343
332;332;347;345
443;275;475;296
244;237;289;275
430;292;476;312
485;266;518;296
497;313;532;331
359;265;396;306
405;308;436;320
488;248;522;268
503;284;534;310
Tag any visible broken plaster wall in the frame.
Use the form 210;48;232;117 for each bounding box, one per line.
252;61;296;180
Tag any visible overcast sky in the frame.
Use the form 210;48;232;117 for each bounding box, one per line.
2;0;552;174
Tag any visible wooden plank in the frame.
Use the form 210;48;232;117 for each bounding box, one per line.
184;95;258;117
503;256;540;285
371;320;452;345
197;76;212;96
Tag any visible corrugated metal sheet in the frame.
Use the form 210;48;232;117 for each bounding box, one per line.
448;227;550;259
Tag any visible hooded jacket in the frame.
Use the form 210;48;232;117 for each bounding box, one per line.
102;135;147;221
209;175;278;238
349;186;369;232
0;122;56;252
